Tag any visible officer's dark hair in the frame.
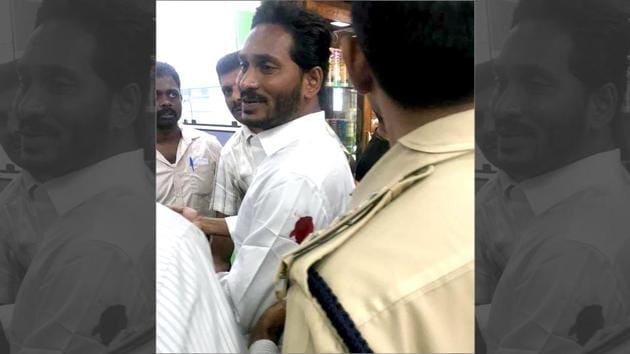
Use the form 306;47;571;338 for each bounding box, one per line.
351;1;474;109
156;62;181;89
35;0;154;108
216;51;241;78
512;0;629;108
251;1;331;106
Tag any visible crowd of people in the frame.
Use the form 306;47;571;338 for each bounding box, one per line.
156;1;475;353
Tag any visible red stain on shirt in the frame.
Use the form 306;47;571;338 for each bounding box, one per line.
290;216;314;244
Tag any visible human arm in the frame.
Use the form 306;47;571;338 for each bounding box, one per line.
221;176;333;333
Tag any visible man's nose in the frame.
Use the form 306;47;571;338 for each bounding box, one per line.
15;86;47;122
238;69;259;92
492;85;523;121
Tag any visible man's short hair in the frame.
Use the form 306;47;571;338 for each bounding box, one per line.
156;62;181;89
251;1;331;83
36;0;154;106
512;0;630;109
216;51;240;78
351;1;474;109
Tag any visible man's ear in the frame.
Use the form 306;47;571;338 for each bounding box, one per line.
109;83;142;130
586;82;618;131
302;66;323;100
340;35;373;94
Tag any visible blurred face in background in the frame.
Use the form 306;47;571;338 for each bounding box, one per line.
155;75;182;131
237;23;303;131
13;20;113;180
219;68;242;121
491;20;589;179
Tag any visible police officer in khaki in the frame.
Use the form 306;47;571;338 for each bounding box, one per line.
249;2;475;353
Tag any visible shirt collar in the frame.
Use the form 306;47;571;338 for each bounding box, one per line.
19;170;39;192
180;125;203;145
496;170;518;197
240;125;256;140
520;149;626;216
44;149;151;216
397;109;474;153
253;111;326;158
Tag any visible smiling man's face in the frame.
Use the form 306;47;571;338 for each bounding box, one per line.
237;23;304;131
13;20;113;179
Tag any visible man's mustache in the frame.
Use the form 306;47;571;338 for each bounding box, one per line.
157;108;178;118
240;89;267;103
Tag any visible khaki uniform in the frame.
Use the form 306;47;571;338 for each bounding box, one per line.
276;110;475;353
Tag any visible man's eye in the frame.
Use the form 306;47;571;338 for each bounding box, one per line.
260;64;275;72
48;79;76;93
168;91;180;99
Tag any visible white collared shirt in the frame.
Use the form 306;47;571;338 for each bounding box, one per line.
476;170;534;305
211;126;257;216
157;126;222;216
8;150;156;353
487;149;630;353
220;111;355;333
156;203;246;354
0;171;57;304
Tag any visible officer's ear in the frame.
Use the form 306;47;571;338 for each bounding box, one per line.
340;34;373;95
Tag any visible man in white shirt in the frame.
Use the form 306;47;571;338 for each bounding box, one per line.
475;60;534;308
156;62;222;217
177;1;354;334
483;0;630;352
156;203;246;354
3;0;155;352
212;51;258;219
210;51;258;272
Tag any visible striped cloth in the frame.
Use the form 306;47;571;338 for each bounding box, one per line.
156;203;246;353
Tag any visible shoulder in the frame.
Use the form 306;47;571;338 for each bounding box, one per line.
183;127;222;150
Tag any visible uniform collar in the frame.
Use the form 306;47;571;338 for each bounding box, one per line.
520;149;626;216
44;149;150;216
397;109;474;154
253;111;326;158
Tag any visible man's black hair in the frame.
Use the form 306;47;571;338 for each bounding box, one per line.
216;51;241;78
35;0;154;107
512;0;630;110
352;1;474;109
156;62;181;89
251;1;332;106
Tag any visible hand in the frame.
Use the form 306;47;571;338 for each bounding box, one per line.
169;206;203;228
169;205;199;222
249;300;286;346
